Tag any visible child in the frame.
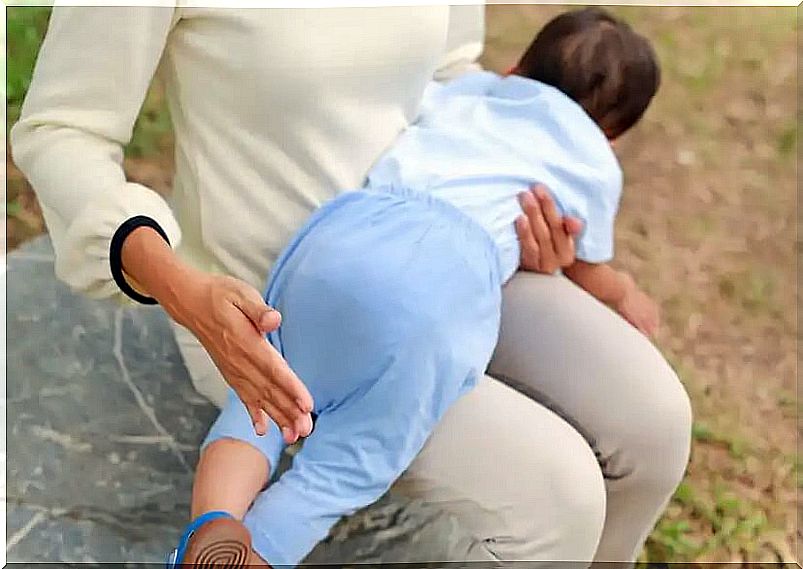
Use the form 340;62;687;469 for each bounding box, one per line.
168;8;660;568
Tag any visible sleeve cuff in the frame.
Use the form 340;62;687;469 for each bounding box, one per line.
109;215;171;305
51;181;182;305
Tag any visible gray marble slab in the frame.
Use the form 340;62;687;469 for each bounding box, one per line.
7;236;472;565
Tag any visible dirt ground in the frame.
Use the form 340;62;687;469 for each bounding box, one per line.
6;5;799;564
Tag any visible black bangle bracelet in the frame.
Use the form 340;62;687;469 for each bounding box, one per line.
109;215;171;305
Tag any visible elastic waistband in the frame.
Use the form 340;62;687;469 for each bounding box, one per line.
267;186;503;297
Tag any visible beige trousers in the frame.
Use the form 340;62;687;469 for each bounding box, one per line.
173;272;692;565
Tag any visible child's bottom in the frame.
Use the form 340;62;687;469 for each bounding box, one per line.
202;187;502;567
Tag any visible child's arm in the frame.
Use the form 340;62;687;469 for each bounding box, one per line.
563;261;659;337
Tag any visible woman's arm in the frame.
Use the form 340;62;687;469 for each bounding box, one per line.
11;7;313;441
434;5;486;82
10;7;182;301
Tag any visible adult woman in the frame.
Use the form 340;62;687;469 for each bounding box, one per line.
11;6;691;565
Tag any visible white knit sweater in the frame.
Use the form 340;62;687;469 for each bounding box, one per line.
11;5;484;303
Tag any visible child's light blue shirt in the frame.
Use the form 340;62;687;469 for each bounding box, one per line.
365;71;623;282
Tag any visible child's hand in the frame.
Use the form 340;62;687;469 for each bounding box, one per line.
615;282;660;338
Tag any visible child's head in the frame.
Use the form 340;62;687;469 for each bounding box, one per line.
514;8;660;140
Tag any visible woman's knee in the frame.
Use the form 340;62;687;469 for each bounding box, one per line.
396;379;607;562
617;350;693;493
491;407;607;562
500;273;693;489
522;426;607;561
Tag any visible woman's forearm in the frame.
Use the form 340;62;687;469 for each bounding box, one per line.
9;8;181;303
120;226;198;321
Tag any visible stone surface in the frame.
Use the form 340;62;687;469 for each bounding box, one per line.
7;236;471;565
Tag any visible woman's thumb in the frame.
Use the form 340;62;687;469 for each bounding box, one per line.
253;305;281;332
232;283;282;332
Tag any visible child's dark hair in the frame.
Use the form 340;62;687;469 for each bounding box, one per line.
516;8;660;139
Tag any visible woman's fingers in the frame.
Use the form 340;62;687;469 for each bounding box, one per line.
515;214;541;272
227;278;313;415
191;274;315;439
519;189;557;272
252;340;314;418
240;387;270;435
564;216;584;237
258;396;300;444
260;343;315;413
533;185;576;268
254;355;314;436
221;349;300;437
246;382;305;443
534;185;561;229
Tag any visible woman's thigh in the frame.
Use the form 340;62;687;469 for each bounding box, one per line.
489;272;693;561
392;375;607;564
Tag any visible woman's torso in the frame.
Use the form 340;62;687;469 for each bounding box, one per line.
160;7;452;288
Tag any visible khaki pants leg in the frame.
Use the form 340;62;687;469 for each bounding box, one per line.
392;376;607;564
488;272;693;563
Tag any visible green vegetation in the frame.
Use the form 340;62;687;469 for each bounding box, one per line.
7;8;51;125
6;7;172;158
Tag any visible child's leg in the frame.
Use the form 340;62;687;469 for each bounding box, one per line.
167;389;286;567
194;388;286;517
242;338;479;567
236;190;504;566
191;438;269;520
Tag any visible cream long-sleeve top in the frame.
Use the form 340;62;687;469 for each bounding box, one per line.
11;5;484;304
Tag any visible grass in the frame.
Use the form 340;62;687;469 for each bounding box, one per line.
7;5;800;564
692;422;751;460
6;8;174;159
6;7;52;127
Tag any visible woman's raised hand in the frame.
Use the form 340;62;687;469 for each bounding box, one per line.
121;226;314;444
515;184;584;273
175;273;314;443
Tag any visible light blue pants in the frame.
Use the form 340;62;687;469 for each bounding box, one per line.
202;187;502;566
